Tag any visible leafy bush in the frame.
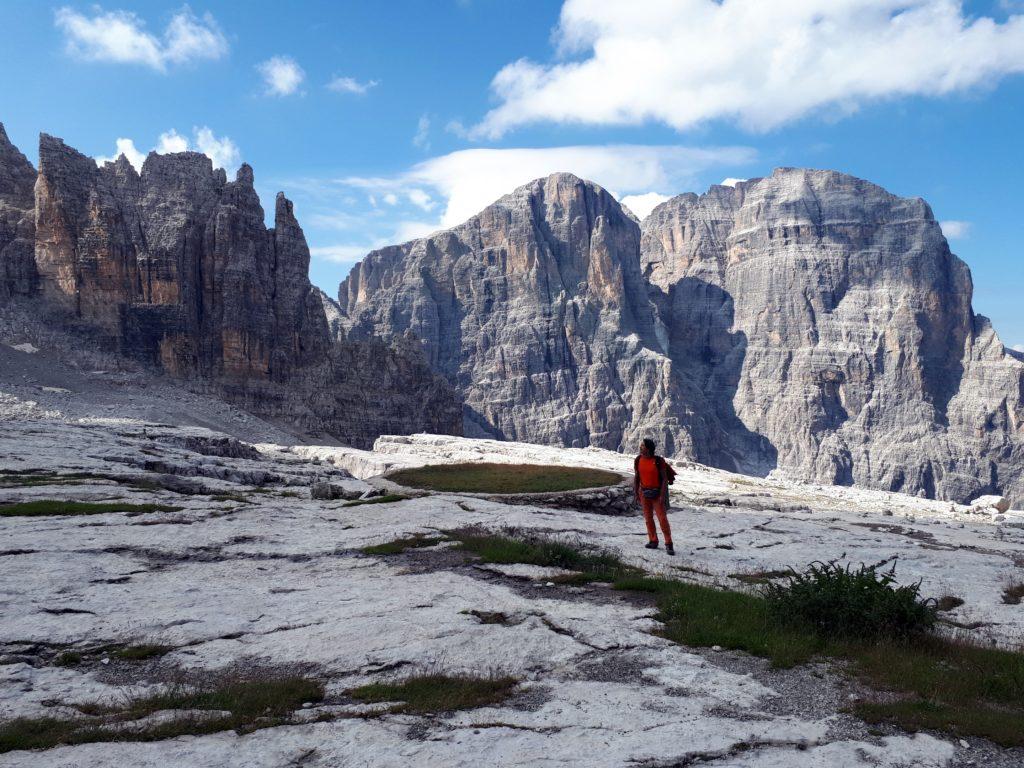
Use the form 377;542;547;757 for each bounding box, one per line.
763;560;936;640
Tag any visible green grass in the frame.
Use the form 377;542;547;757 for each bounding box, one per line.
0;500;181;517
615;575;823;668
343;494;409;507
349;673;517;714
855;699;1024;747
54;651;82;667
0;668;323;753
388;463;621;494
459;527;1024;746
111;644;172;661
451;527;638;583
361;533;446;556
729;569;793;585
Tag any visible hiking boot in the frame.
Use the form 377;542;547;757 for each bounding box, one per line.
665;545;675;556
644;541;659;550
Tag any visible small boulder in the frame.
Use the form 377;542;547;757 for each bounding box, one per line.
969;494;1010;514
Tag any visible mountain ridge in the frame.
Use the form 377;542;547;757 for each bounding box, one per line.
341;168;1024;504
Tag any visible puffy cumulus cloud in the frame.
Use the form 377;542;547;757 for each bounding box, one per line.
285;143;752;275
471;0;1024;138
94;126;240;174
940;220;972;239
55;6;227;72
343;144;755;228
721;178;747;187
258;55;305;96
95;138;145;169
326;75;378;94
619;192;671;219
193;127;240;172
156;129;188;153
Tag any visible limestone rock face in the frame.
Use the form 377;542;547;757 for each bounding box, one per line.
641;169;1024;503
0;125;461;448
341;169;1024;504
341;173;729;457
0;124;37;300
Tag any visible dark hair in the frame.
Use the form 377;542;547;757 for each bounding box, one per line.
642;438;656;455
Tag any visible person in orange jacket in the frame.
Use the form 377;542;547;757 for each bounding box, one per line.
633;438;674;555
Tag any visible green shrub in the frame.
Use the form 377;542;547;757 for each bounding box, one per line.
763;561;936;640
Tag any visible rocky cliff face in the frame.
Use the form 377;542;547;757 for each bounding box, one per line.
0;124;36;301
341;169;1024;504
642;169;1023;504
341;173;732;458
0;125;461;447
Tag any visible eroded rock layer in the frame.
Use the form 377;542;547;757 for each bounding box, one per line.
0;125;461;447
341;170;1024;504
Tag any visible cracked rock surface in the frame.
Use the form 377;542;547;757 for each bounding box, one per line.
2;418;1023;766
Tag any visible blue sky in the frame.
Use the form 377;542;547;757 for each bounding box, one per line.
1;0;1022;348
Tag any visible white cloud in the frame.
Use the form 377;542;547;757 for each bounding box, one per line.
619;192;671;219
326;75;378;94
156;129;188;153
392;220;441;242
96;138;145;169
406;188;435;212
309;245;371;264
258;55;305;96
55;7;227;72
720;177;747;187
940;220;972;239
413;115;431;150
382;144;755;228
94;127;240;174
1013;344;1024;353
471;0;1024;138
193;127;240;172
286;144;752;275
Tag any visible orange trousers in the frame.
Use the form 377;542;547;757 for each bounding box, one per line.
641;493;672;545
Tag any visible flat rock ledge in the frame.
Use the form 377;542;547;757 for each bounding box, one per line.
376;475;635;515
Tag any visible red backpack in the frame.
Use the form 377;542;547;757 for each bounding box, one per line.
634;455;676;485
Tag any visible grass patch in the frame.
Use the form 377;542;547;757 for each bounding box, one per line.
54;651;82;667
451;527;637;583
111;644;172;661
361;533;446;556
343;494;409;507
729;569;792;585
616;576;823;668
935;595;964;612
446;527;1024;745
463;610;512;625
1002;581;1024;605
388;463;621;494
0;666;323;753
0;500;181;517
349;673;517;714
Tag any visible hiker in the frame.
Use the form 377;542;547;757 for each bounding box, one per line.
634;438;675;556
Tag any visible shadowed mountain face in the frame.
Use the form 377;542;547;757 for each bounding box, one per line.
0;126;462;447
341;170;1024;504
339;173;758;465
